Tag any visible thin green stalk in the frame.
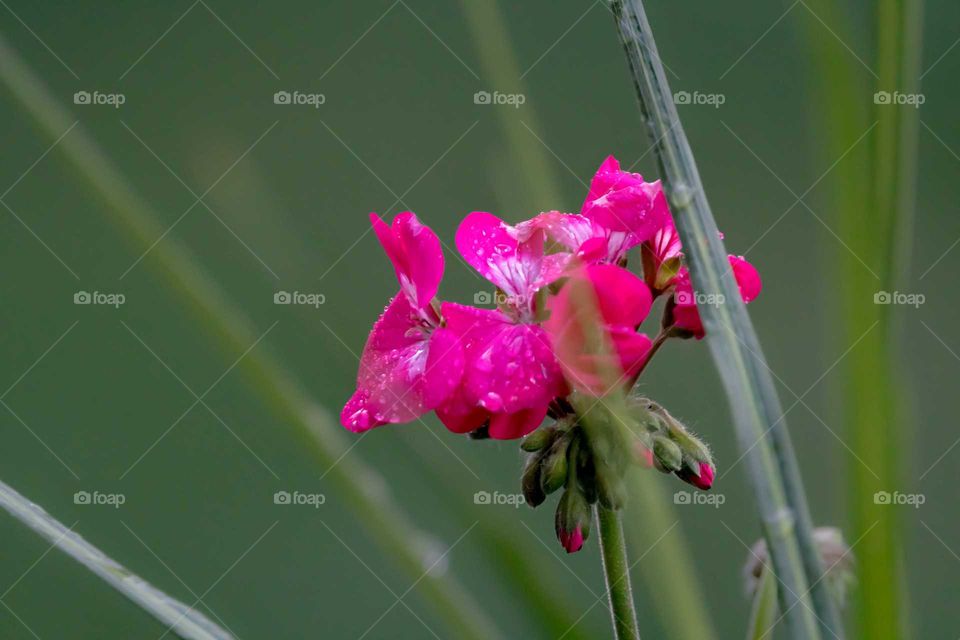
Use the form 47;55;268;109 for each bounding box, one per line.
608;2;828;639
0;33;500;640
596;505;641;640
0;479;232;640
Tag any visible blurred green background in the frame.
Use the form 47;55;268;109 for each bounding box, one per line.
0;1;956;638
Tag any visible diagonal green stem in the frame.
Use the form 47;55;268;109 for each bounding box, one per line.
0;32;501;640
596;505;641;640
607;2;833;638
0;479;233;640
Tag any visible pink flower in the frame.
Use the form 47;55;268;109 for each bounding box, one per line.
341;213;464;432
435;212;568;439
671;255;762;339
545;264;654;395
521;156;669;265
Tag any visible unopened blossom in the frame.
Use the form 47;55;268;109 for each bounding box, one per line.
671;255;762;339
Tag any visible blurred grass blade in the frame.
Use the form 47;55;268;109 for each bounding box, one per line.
624;473;717;640
0;32;501;640
796;2;923;638
457;0;563;215
0;479;233;640
460;4;717;638
608;2;831;638
745;567;777;640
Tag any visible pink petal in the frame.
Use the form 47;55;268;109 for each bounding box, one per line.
456;212;563;306
442;302;566;415
671;256;762;339
545;265;653;394
730;255;762;302
581;156;669;242
341;294;460;432
370;212;444;308
588;264;653;327
520;211;594;252
487;405;549;440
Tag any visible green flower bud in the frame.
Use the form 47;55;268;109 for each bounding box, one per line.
541;436;570;495
521;452;547;508
653;435;683;472
521;427;556;452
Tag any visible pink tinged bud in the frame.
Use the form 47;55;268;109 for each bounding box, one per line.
678;461;715;491
560;526;585;554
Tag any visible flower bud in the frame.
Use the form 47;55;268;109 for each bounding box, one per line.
676;459;715;491
652;435;682;472
555;488;591;553
541;436;570;495
521;452;547;507
521;427;556;452
744;527;855;609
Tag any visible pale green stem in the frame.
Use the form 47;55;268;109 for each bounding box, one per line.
0;32;500;640
596;505;641;640
607;2;827;638
0;479;232;640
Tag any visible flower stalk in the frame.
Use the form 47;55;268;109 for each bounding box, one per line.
607;1;840;638
596;505;641;640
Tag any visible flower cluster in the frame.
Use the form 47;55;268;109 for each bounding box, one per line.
341;156;762;551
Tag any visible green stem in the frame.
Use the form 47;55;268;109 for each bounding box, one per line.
0;33;500;640
596;505;641;640
608;2;828;638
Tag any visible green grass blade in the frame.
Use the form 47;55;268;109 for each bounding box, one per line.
0;32;501;640
795;2;923;637
0;478;234;640
608;2;830;638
